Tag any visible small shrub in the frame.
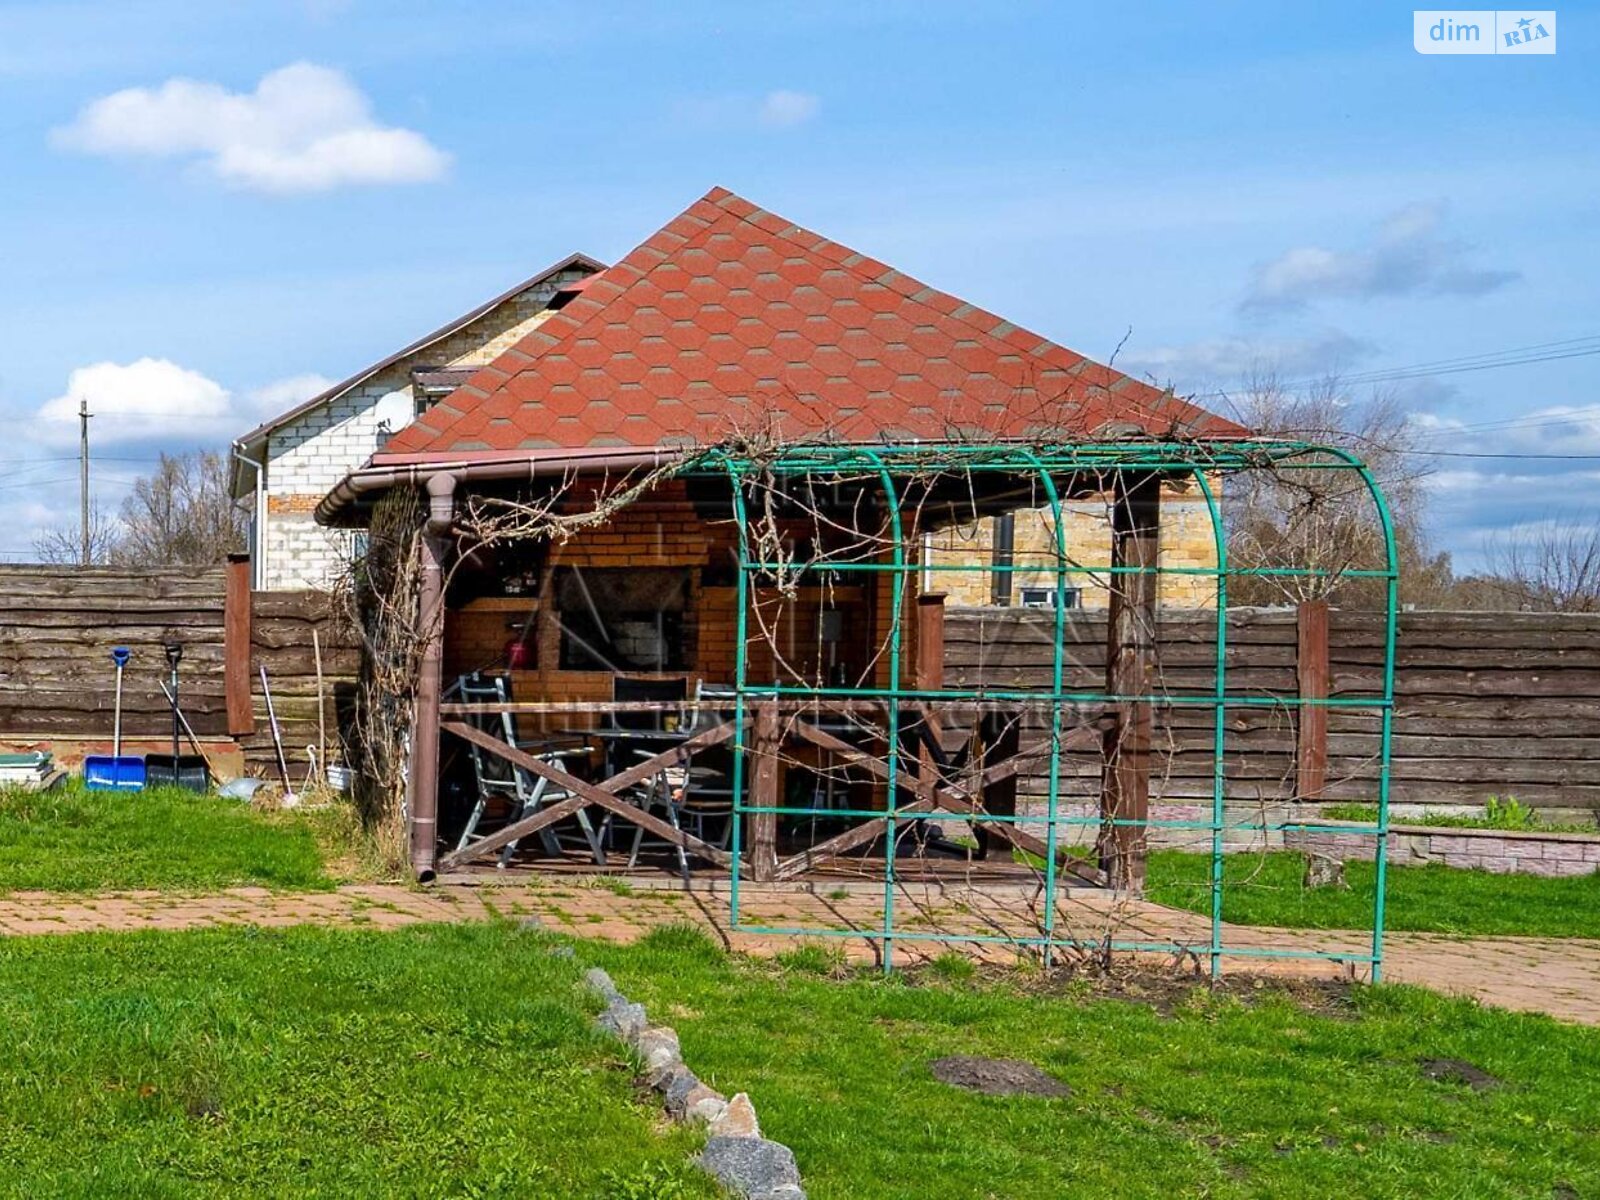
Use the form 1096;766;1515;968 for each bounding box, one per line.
927;951;976;983
1483;795;1539;831
636;922;724;962
776;941;846;975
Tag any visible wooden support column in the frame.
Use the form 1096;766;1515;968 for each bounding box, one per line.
915;592;946;691
747;699;781;881
223;553;254;737
1296;599;1330;801
1098;471;1161;891
914;590;949;837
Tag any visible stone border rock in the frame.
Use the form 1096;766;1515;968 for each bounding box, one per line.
583;967;806;1200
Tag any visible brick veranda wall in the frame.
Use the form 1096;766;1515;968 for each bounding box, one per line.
926;477;1219;609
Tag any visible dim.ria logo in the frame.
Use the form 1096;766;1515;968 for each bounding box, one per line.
1413;10;1556;53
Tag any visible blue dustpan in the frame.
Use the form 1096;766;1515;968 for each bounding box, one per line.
85;646;145;792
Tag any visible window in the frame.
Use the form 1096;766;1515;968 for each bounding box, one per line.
555;567;691;671
1019;586;1081;610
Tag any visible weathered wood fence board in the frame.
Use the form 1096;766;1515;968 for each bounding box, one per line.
946;605;1600;816
0;566;355;774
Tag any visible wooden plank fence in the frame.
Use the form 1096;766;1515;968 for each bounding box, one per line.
0;563;355;774
945;605;1600;819
0;559;1592;816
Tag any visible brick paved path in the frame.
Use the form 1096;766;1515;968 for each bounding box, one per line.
0;881;1594;1025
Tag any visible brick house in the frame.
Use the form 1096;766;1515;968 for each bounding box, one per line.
229;252;603;589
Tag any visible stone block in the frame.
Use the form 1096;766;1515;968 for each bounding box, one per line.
710;1092;761;1139
638;1025;683;1073
697;1137;805;1200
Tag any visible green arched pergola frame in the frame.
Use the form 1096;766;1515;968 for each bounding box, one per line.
685;440;1399;979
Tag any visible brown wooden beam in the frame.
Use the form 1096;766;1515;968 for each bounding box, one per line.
786;718;1100;884
437;793;592;872
1297;599;1331;801
439;720;735;869
747;701;781;881
1098;470;1160;891
224;554;254;737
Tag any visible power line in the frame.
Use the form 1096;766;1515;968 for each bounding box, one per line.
1421;450;1600;461
1191;333;1600;402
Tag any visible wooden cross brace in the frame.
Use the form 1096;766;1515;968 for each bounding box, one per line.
436;718;742;872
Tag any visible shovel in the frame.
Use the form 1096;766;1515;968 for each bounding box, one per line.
84;647;146;791
144;642;208;792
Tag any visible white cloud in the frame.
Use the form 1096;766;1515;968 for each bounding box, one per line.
38;358;231;445
1413;403;1600;571
1242;203;1518;313
36;360;333;447
54;62;450;194
243;373;335;414
1121;330;1373;390
757;89;820;129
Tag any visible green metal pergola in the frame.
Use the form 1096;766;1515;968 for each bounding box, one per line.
685;439;1399;979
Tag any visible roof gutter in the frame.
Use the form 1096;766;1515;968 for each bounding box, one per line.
315;446;684;526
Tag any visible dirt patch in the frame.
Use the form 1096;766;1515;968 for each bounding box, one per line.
953;961;1357;1019
929;1055;1071;1097
1418;1057;1499;1091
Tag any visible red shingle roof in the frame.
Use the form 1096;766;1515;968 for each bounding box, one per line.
377;188;1241;462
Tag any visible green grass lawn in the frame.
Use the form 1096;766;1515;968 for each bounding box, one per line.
593;925;1600;1200
1146;850;1600;939
0;780;334;893
0;922;716;1199
6;920;1598;1199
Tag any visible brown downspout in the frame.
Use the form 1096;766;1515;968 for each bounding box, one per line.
409;471;456;882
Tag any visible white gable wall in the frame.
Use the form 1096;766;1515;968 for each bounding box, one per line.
258;267;591;589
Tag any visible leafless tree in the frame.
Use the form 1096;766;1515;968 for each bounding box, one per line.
1482;517;1600;612
1221;372;1447;607
112;451;248;568
31;502;120;565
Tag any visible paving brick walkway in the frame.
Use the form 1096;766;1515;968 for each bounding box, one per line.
0;881;1594;1025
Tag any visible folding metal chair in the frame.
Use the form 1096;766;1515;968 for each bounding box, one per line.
454;673;605;867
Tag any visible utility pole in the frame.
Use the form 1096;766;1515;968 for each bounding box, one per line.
79;398;91;567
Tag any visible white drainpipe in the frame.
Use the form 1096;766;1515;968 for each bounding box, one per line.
231;443;268;588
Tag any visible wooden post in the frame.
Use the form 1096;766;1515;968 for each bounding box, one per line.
223;553;254;737
1098;471;1160;891
915;593;946;691
915;592;947;823
1296;599;1330;802
747;699;780;881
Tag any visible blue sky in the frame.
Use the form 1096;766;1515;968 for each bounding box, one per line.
0;0;1595;567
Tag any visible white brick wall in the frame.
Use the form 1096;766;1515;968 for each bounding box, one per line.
258;268;590;589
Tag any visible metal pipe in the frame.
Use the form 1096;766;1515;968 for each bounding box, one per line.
316;447;678;526
231;443;268;588
409;471;457;881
